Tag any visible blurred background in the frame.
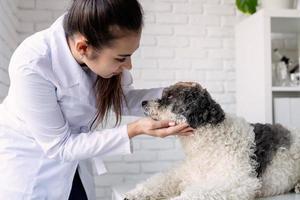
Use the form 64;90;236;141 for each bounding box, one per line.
3;0;298;199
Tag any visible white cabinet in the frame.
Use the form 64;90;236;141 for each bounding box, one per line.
273;97;300;127
235;9;300;128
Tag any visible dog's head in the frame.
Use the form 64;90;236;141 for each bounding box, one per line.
142;82;225;128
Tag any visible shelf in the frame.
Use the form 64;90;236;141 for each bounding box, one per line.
236;8;300;126
263;9;300;18
271;18;300;33
245;9;300;33
268;9;300;33
272;86;300;92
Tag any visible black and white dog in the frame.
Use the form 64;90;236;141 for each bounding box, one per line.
125;82;300;200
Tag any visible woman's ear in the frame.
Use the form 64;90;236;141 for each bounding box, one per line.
72;33;89;57
183;89;225;128
75;40;88;57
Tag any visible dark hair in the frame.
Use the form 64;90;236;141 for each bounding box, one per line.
64;0;144;128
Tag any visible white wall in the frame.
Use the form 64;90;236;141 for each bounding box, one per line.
0;0;19;101
17;0;70;42
2;0;241;199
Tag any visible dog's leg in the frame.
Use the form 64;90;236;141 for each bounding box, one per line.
124;167;182;200
169;188;225;200
256;146;300;197
170;187;257;200
169;177;260;200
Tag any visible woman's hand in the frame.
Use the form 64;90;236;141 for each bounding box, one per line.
174;81;196;87
127;117;195;139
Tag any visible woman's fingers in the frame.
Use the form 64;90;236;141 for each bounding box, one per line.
150;123;189;138
175;81;194;87
179;132;194;136
150;119;175;129
139;117;195;138
180;127;195;133
177;127;195;136
165;123;189;135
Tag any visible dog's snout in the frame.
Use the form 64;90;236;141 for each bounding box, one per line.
142;101;148;107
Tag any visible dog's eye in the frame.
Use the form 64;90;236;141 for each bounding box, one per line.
168;95;173;99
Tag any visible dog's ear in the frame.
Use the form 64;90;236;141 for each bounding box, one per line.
183;89;225;128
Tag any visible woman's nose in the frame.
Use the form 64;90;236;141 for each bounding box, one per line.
122;58;132;70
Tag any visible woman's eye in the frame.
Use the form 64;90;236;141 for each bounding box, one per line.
115;58;126;63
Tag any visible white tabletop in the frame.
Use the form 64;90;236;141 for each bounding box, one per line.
111;184;300;200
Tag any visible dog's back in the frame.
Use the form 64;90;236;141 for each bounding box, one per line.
251;123;291;177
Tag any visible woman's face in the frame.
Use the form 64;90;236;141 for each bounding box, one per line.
83;33;141;78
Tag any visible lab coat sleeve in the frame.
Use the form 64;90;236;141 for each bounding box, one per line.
12;67;132;162
121;70;164;116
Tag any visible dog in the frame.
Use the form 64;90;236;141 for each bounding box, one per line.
124;82;300;200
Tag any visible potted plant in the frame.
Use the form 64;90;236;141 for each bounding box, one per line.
236;0;295;14
236;0;258;14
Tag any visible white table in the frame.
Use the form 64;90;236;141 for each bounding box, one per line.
112;184;300;200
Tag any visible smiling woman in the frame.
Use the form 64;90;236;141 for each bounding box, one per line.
64;0;143;126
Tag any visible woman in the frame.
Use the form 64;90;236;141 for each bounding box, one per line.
0;0;194;199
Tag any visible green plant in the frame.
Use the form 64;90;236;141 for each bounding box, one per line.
236;0;258;14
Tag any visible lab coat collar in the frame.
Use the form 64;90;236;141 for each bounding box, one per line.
48;14;83;88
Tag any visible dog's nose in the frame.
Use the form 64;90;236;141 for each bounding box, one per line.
142;101;148;107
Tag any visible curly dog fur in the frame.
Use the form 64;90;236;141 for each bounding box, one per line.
124;82;300;200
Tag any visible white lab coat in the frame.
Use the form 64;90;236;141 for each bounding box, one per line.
0;14;163;200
